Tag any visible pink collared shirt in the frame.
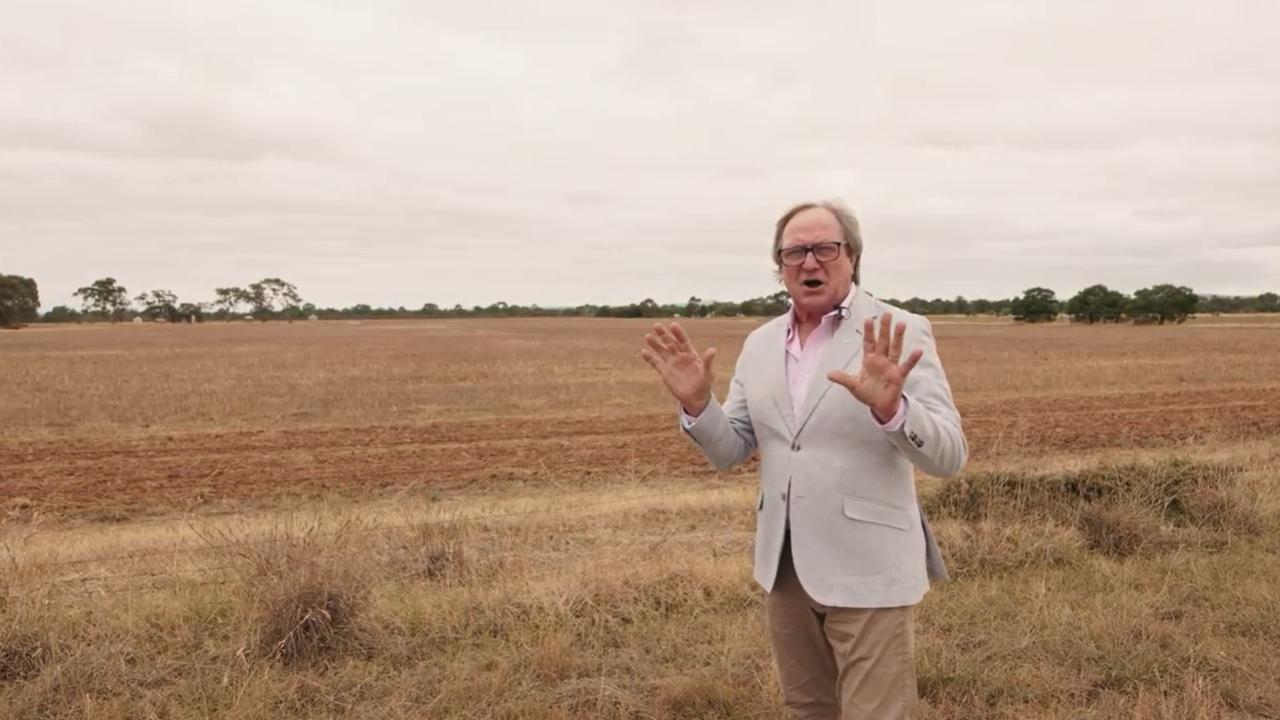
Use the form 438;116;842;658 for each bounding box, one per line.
785;287;907;430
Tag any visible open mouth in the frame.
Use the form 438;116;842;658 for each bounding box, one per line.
802;279;824;289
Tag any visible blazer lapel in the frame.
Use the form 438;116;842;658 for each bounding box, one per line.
762;319;796;437
794;289;878;438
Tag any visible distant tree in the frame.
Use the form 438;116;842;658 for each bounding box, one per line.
42;305;81;323
73;277;130;322
176;302;205;323
953;295;971;315
1066;284;1129;324
421;302;441;316
763;290;790;315
1011;287;1060;323
247;278;303;321
1128;284;1197;324
685;296;704;318
0;274;40;327
1258;292;1279;313
135;290;182;323
213;287;253;321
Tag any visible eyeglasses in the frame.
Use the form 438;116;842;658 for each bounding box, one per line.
776;242;847;267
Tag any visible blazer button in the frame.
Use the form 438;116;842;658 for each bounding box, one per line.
790;442;800;452
781;491;788;501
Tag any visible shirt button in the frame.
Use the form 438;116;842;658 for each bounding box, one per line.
781;492;788;501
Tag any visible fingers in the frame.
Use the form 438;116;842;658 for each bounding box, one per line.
701;347;717;368
651;323;681;355
862;317;876;356
900;348;924;377
889;321;906;363
877;312;893;357
827;369;860;391
669;322;695;354
639;348;661;372
644;332;672;358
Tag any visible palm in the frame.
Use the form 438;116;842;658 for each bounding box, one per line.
850;353;907;409
828;312;923;421
640;322;716;413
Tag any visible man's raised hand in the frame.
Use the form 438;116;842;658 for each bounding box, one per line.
640;322;716;417
827;312;923;422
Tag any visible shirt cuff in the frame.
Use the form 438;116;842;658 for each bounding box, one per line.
679;406;701;430
873;396;909;432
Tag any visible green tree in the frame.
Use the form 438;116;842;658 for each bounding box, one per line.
41;305;81;323
1011;287;1060;323
1127;284;1197;324
1065;284;1129;324
0;274;40;327
135;290;182;323
213;287;253;321
176;302;205;323
247;278;303;321
73;277;131;322
1258;292;1279;313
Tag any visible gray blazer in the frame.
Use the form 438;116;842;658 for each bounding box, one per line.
683;288;966;608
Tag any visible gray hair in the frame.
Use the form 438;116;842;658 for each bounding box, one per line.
772;199;863;284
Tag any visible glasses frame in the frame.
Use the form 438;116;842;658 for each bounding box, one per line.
775;241;849;267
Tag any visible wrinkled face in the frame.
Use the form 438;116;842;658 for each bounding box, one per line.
778;207;856;320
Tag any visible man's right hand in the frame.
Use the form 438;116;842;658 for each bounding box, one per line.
640;322;716;417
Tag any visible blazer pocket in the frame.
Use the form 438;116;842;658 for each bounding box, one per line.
842;496;910;531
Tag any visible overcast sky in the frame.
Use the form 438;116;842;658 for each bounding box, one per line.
4;0;1277;310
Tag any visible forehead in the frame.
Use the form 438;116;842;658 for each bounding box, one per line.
781;207;841;246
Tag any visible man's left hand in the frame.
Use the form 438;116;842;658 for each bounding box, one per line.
827;312;923;423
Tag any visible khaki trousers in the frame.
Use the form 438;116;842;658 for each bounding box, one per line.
765;535;917;720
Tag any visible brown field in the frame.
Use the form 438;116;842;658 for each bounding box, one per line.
2;317;1279;719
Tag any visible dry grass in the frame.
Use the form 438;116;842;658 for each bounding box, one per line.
2;319;1279;717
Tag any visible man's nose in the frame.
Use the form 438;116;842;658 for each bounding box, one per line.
801;250;821;270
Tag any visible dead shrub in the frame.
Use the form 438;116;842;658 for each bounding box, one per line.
1180;484;1267;535
0;629;50;683
933;519;1086;575
390;519;474;583
212;517;377;666
926;459;1246;529
1077;504;1164;558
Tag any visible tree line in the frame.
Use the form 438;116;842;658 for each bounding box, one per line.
23;277;307;325
1;273;1277;328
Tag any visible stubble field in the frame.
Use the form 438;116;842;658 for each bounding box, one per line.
2;316;1279;719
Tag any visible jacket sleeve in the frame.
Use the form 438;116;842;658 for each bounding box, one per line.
885;316;968;477
678;340;757;471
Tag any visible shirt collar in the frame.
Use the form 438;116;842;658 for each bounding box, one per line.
785;285;857;341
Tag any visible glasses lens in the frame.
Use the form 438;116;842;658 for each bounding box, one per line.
779;247;806;266
813;243;840;262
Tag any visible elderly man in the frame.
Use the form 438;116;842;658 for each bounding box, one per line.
640;200;967;719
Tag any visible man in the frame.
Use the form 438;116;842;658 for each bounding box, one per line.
640;200;967;719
